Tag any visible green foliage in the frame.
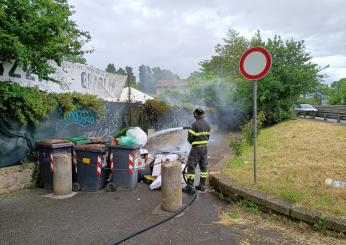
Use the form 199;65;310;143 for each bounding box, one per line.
196;29;323;126
144;99;170;119
106;64;117;73
229;136;243;156
329;78;346;105
240;199;261;215
279;188;303;203
0;82;57;124
125;66;136;86
0;0;91;80
313;215;326;231
52;92;105;118
228;156;245;169
241;111;265;145
0;82;105;125
227;210;241;219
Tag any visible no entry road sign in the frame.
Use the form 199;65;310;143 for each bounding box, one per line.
239;47;272;80
239;46;272;184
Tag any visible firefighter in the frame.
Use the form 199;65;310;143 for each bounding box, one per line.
185;107;211;193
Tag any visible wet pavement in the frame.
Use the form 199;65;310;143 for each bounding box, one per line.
0;130;344;245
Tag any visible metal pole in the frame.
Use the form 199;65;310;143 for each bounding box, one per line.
127;76;132;125
253;80;257;184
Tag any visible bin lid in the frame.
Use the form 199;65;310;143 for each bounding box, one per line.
36;140;73;149
88;137;108;144
108;144;140;150
65;137;90;144
75;144;107;153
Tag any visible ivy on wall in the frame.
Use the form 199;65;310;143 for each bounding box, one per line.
0;82;105;125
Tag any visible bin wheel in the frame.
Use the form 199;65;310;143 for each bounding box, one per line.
72;182;80;192
106;182;117;192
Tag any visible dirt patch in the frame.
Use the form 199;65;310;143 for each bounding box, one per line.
217;201;346;245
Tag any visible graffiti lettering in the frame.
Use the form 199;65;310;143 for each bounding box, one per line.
81;72;87;88
9;62;21;78
25;69;35;81
0;63;3;76
62;109;95;129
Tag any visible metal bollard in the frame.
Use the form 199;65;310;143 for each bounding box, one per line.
161;160;182;212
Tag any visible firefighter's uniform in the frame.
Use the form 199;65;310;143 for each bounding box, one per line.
186;114;211;192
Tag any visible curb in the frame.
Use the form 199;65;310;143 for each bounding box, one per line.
209;173;346;233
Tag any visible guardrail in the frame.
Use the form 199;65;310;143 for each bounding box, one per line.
297;105;346;123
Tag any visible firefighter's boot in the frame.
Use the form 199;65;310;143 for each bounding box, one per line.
196;178;207;192
184;178;195;194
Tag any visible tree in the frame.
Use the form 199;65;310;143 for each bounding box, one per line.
125;66;136;87
329;78;346;105
116;68;126;76
152;66;180;81
138;65;155;94
105;63;116;73
0;0;91;80
196;29;323;125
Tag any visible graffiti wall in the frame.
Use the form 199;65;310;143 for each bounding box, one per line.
0;102;192;168
0;61;127;100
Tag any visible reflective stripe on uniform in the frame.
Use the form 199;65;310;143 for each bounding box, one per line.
187;174;195;180
191;141;208;145
188;129;210;136
200;171;208;178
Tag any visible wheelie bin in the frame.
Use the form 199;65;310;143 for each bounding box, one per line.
107;145;140;191
73;144;108;192
36;140;73;189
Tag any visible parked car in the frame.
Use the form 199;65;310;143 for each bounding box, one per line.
293;104;318;112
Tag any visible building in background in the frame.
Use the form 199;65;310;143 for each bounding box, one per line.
155;79;190;95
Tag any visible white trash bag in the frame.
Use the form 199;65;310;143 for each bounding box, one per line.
126;127;148;146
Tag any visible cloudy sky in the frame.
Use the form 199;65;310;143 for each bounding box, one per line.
69;0;345;83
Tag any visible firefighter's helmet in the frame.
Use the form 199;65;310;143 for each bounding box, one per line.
193;107;205;118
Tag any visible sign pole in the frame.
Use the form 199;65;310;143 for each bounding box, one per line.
253;80;257;184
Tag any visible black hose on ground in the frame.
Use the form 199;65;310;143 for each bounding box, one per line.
111;190;197;245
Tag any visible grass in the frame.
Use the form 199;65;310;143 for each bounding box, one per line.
222;119;346;218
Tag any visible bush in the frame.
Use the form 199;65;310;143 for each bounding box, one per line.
52;92;105;118
0;82;57;125
144;99;170;120
229;136;243;156
241;111;265;145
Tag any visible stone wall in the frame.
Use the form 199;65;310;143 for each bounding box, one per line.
0;163;34;194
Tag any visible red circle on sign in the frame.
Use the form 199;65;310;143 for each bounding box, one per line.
239;47;272;80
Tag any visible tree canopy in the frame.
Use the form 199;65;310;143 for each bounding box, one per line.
194;29;324;125
0;0;91;80
329;77;346;105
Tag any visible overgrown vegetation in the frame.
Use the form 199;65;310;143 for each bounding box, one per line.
0;82;56;124
144;99;170;122
329;78;346;105
223;119;346;218
241;111;266;145
52;92;105;117
0;82;105;125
